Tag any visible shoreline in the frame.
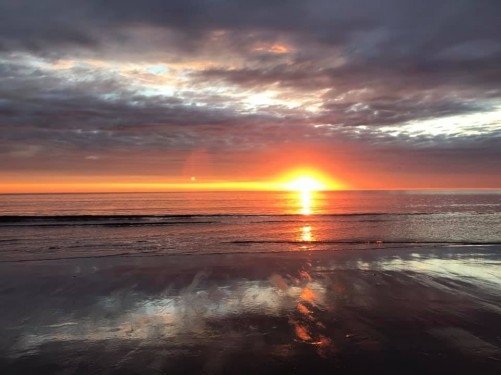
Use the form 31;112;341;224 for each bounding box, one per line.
0;242;499;263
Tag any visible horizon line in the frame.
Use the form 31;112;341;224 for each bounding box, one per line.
1;187;500;195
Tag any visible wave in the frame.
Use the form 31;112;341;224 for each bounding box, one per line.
0;211;487;223
229;240;501;245
0;215;220;227
0;221;217;228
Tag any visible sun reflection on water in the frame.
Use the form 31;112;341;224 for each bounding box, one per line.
288;188;324;215
300;190;312;215
300;225;313;242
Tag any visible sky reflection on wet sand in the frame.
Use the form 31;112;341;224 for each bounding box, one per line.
1;247;500;374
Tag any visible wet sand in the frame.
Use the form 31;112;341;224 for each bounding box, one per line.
1;246;500;374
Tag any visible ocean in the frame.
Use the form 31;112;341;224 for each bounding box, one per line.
1;190;500;261
1;191;500;373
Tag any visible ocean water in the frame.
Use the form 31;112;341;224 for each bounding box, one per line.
0;190;500;262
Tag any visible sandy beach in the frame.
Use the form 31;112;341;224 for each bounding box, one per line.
1;245;500;374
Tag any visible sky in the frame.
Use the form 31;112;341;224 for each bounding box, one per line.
1;0;500;192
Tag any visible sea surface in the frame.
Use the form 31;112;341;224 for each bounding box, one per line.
0;190;500;261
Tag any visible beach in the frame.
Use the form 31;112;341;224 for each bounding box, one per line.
1;245;500;374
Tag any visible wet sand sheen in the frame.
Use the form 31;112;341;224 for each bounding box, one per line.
1;246;500;374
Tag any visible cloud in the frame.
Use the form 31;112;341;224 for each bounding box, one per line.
0;1;499;60
0;0;500;185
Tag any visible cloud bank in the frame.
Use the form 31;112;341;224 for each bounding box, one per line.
1;0;500;187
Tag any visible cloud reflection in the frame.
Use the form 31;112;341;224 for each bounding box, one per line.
13;270;330;357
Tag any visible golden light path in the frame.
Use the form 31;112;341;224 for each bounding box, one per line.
300;225;313;242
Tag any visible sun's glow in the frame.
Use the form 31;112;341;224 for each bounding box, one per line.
284;176;327;192
279;169;344;192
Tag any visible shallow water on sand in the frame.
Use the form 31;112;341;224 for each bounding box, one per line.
0;247;500;374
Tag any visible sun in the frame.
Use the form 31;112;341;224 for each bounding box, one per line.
284;176;327;192
278;168;345;192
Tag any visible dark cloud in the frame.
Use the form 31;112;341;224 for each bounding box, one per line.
0;0;499;60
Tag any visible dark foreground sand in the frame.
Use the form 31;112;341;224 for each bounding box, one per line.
1;246;500;374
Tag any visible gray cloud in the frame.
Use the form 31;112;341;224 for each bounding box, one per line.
1;1;500;60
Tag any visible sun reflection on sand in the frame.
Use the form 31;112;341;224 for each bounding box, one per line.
289;271;335;357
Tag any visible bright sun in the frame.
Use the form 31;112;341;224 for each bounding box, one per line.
284;176;326;192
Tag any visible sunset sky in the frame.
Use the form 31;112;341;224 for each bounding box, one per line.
1;0;500;192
